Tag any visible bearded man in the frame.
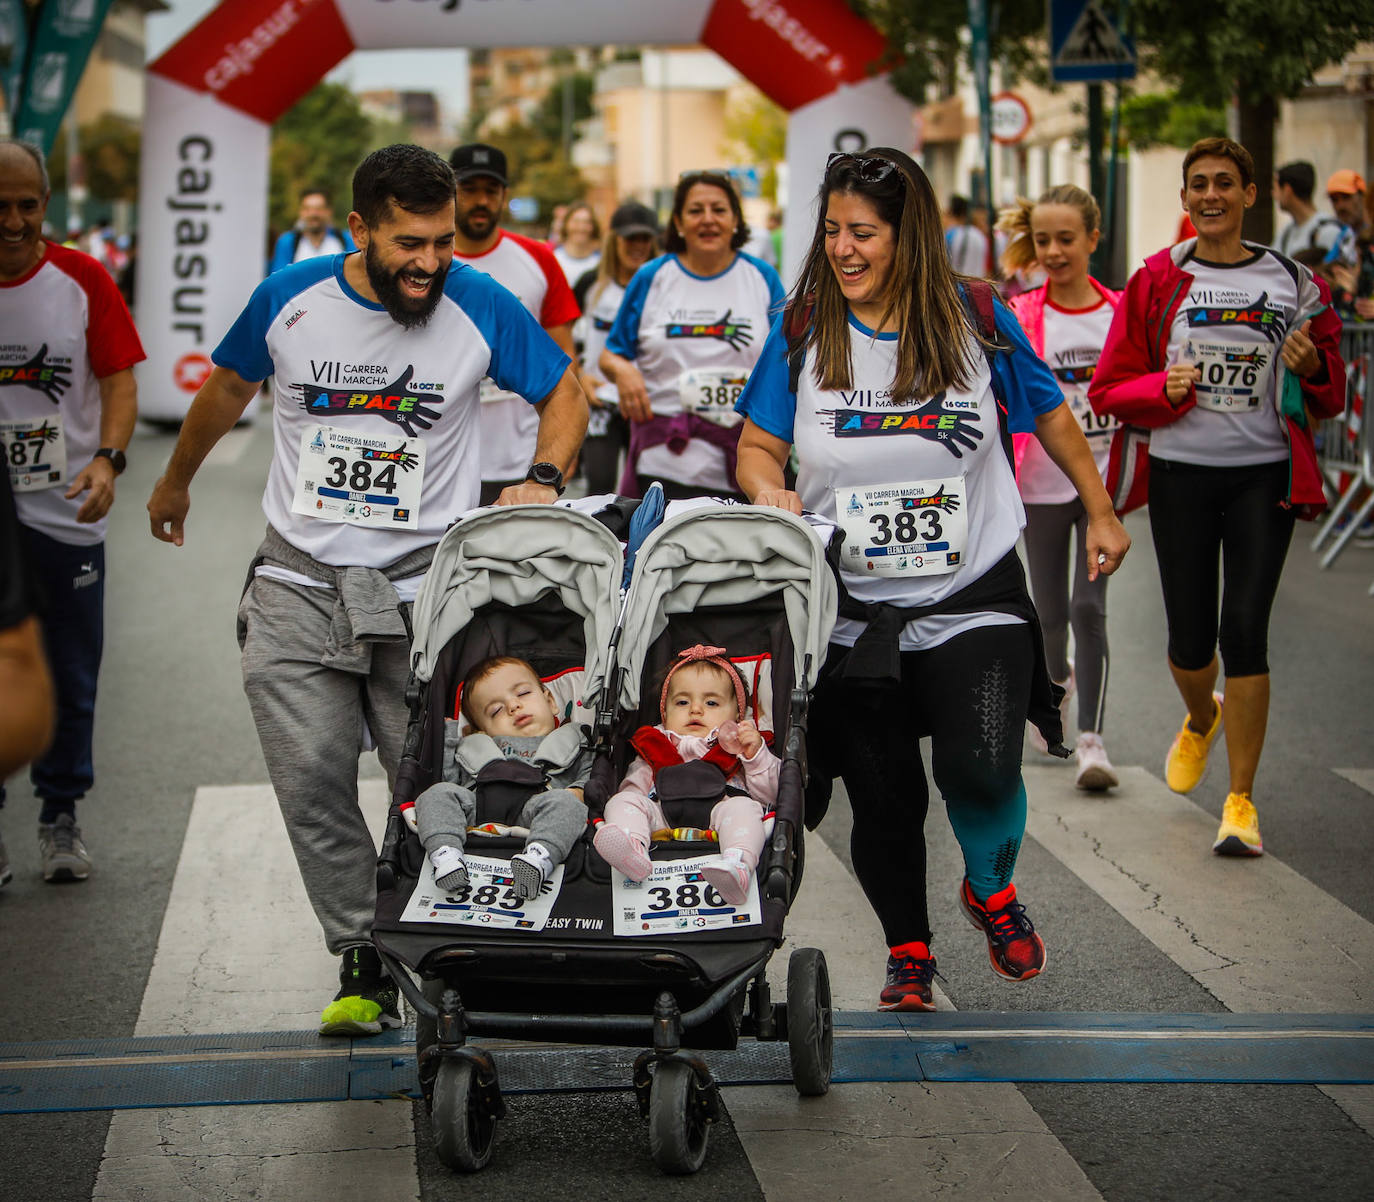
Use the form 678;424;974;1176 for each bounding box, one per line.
146;144;586;1035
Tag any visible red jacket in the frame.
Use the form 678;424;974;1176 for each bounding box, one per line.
1087;240;1346;518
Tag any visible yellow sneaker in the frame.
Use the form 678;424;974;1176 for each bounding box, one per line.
1213;792;1263;856
1164;692;1223;794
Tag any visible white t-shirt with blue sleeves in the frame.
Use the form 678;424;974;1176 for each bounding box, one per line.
605;252;784;489
738;296;1062;650
214;253;569;568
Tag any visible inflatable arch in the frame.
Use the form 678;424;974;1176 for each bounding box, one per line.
135;0;913;419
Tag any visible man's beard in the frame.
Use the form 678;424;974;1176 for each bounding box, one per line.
365;242;447;330
456;207;496;243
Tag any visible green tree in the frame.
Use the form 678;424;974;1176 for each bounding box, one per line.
1119;91;1228;151
1128;0;1374;242
723;92;787;202
848;0;1047;99
529;68;596;152
270;83;379;236
48;114;141;201
491;117;586;230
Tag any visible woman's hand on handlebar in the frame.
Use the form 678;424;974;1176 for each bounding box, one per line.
751;488;803;514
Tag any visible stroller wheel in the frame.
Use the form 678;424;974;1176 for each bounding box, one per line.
432;1057;499;1172
787;947;833;1096
648;1058;712;1174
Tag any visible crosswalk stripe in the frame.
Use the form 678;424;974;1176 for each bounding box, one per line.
1023;763;1374;1140
93;779;419;1202
1022;765;1374;1013
1335;768;1374;796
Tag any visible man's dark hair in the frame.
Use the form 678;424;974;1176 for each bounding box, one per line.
300;186;331;207
948;194;971;221
351;145;455;228
1276;161;1315;203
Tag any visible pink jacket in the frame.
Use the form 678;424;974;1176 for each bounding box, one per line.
1087;240;1346;518
1007;278;1121;480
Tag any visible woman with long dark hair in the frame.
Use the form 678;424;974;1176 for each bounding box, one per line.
736;148;1130;1011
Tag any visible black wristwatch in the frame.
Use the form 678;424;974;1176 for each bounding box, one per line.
94;447;127;475
525;461;565;495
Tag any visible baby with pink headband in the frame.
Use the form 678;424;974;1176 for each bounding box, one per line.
593;645;780;905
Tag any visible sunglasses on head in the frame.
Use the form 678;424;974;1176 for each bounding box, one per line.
825;152;898;183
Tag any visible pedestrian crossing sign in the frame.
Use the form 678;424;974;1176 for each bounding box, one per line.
1049;0;1137;83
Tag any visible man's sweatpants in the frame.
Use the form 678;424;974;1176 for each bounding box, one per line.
238;575;411;954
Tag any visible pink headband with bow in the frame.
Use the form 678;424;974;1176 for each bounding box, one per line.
659;645;746;722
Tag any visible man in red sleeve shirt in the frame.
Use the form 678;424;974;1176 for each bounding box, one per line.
0;140;144;884
449;143;585;503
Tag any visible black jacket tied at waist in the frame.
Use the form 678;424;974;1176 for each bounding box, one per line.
832;548;1070;757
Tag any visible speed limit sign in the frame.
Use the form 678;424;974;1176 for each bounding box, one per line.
991;92;1032;145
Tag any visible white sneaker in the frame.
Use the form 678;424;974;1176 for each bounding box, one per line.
510;842;555;901
429;845;468;891
1074;732;1118;792
1028;663;1075;754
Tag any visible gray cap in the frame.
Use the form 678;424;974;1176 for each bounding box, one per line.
610;200;660;237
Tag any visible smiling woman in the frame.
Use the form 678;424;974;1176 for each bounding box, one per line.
1088;136;1348;860
599;171;784;499
734;146;1131;1014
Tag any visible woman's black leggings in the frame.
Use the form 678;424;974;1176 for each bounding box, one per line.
1147;457;1295;676
810;622;1034;948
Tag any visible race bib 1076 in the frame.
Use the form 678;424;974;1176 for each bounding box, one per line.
835;476;969;577
1185;337;1273;414
292;424;424;529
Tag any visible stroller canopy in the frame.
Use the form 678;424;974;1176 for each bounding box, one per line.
410;506;624;709
616;503;838;713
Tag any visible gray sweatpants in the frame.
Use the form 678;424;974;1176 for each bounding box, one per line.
416;782;586;865
238;576;411;954
1023;498;1110;734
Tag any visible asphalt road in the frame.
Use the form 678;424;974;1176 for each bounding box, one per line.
1;411;1371;1201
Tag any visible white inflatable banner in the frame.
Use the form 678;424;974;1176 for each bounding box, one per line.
135;0;909;420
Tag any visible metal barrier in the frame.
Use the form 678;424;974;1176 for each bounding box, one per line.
1311;325;1374;586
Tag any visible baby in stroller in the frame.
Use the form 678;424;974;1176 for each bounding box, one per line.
593;644;779;906
409;655;591;900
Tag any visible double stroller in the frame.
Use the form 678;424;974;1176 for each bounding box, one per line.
372;498;838;1174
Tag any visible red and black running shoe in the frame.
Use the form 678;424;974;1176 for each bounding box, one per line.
958;878;1046;981
878;943;938;1012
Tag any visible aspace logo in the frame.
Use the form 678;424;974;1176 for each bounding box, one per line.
1053;363;1096;386
1185;292;1286;342
0;344;72;403
820;392;983;457
665;309;753;352
295;365;445;439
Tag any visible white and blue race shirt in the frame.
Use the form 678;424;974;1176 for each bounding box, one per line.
1155;246;1315;467
213;253;569;568
606;252;784;489
738;300;1063;651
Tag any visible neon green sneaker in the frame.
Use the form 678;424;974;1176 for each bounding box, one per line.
319;946;402;1037
1213;792;1263;857
1164;693;1223;794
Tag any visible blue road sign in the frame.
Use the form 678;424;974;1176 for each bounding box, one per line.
1049;0;1136;84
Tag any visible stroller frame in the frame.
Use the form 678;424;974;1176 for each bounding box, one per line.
372;502;837;1173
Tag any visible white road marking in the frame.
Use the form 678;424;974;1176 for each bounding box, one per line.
735;808;1102;1200
93;779;418;1202
1335;768;1374;797
1024;763;1374;1142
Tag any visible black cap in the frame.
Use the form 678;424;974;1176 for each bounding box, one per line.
610;201;660;237
449;143;508;186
